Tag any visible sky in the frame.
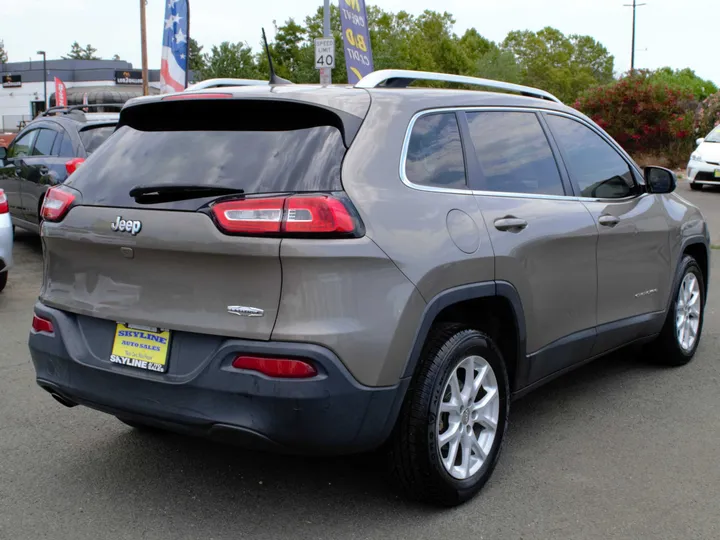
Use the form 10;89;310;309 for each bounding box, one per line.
3;0;718;84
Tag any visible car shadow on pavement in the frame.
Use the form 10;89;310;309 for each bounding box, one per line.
52;346;670;535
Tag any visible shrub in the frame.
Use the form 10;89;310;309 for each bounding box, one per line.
576;71;697;168
696;92;720;139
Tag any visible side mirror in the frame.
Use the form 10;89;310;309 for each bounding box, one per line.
645;166;676;194
0;146;6;161
696;138;705;146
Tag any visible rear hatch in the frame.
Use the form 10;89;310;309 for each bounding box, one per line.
40;94;369;340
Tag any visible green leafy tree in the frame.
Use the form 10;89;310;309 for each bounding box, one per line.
503;27;614;102
0;39;8;65
63;42;100;60
188;37;206;73
648;67;717;101
112;54;121;61
197;41;261;80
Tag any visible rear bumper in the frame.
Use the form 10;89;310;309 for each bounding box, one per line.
0;213;12;271
29;303;408;454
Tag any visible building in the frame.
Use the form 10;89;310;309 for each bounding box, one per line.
0;59;162;132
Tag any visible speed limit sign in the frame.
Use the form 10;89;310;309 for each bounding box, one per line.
314;38;335;69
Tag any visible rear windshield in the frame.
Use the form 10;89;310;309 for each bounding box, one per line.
67;105;346;210
79;124;116;154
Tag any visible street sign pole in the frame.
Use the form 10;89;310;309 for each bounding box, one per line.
322;0;332;84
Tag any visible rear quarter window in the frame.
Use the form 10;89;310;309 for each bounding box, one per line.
79;125;116;154
405;113;467;190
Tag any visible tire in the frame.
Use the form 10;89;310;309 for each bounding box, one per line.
646;255;705;366
690;182;703;191
0;271;6;293
387;324;510;506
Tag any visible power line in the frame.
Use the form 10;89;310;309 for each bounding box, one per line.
623;0;647;72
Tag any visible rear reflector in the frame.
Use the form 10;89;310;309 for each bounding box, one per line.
212;195;360;237
232;355;317;378
32;314;54;334
65;157;85;175
162;93;233;101
0;189;7;214
41;186;76;222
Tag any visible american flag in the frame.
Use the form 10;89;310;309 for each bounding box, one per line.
160;0;189;93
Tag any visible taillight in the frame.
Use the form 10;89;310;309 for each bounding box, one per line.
41;186;76;222
65;157;85;175
232;355;317;378
0;189;8;214
32;314;55;334
211;195;361;237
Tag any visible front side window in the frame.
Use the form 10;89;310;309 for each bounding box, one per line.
547;115;636;199
33;129;58;156
466;111;564;196
8;130;38;158
405;113;467;189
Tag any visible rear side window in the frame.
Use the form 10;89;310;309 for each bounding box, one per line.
67;101;347;210
32;129;58;156
53;133;75;158
405;113;467;189
466;111;564;196
547;115;636;199
79;125;116;154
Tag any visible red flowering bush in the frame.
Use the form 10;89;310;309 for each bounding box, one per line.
575;71;697;167
696;92;720;139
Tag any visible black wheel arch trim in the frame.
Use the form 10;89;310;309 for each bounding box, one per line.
400;280;527;391
671;237;710;309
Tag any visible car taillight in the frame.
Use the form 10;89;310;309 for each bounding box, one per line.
211;195;361;237
65;157;85;175
232;355;317;378
32;314;55;334
41;186;76;222
0;189;7;214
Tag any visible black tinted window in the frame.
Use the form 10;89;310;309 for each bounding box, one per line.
68;124;346;210
79;125;116;154
9;130;38;158
33;129;57;156
54;133;75;157
406;113;466;189
466;112;564;196
547;115;636;199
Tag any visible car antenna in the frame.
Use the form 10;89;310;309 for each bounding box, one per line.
262;28;293;85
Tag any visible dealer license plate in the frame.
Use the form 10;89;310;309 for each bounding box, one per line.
110;324;171;373
714;169;720;178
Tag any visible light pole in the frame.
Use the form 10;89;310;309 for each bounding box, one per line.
624;0;646;72
36;50;47;109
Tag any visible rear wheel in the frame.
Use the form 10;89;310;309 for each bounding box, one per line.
645;255;704;366
690;182;703;191
388;324;509;506
0;271;7;293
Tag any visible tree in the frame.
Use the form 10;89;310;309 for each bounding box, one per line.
0;39;8;65
503;27;614;102
196;41;261;80
188;37;206;73
648;67;717;101
63;42;100;60
112;54;121;61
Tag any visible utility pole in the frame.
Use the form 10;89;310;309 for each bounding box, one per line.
140;0;149;96
624;0;646;72
36;51;47;109
320;0;332;85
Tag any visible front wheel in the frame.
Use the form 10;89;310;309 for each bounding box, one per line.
387;324;509;506
646;255;705;366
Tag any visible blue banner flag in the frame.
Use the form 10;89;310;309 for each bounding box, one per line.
160;0;189;92
339;0;374;84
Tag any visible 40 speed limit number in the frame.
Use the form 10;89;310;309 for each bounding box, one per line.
314;38;336;69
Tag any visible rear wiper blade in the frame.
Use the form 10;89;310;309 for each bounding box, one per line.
129;184;244;204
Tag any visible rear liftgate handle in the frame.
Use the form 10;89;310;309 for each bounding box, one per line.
494;216;528;232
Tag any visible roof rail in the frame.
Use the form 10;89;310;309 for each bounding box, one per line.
41;104;124;117
355;69;562;103
185;78;268;91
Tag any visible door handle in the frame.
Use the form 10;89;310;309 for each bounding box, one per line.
598;215;620;227
494;217;528;232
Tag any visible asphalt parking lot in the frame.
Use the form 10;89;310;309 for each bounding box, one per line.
1;181;719;540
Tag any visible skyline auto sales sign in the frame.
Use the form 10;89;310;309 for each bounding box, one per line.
115;70;143;85
2;74;22;88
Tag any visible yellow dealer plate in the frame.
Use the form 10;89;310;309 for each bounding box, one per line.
110;324;171;373
714;169;720;178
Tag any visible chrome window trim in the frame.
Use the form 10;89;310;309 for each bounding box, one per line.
399;106;645;203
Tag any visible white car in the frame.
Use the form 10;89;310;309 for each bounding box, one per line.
0;189;12;292
687;125;720;190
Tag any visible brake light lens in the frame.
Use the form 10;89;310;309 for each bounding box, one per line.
32;314;55;334
162;93;233;101
65;157;85;175
0;189;7;214
211;195;360;237
232;355;317;378
41;186;76;222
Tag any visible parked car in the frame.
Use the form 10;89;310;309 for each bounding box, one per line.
0;105;119;234
0;189;12;292
28;70;709;506
687;125;720;190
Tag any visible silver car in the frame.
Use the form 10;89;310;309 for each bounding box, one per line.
0;188;12;292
